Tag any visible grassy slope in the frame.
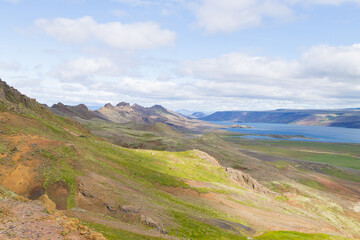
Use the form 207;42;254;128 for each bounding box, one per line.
2;109;260;239
81;221;163;240
255;231;350;240
64;120;360;239
0;104;358;239
49;117;360;239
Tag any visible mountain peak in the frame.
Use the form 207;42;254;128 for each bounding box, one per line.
151;104;167;112
116;102;130;107
104;103;114;108
132;103;145;110
75;104;88;111
52;102;65;108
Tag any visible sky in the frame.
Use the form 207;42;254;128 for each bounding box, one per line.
1;0;360;112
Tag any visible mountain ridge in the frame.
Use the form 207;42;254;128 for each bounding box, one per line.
201;109;360;128
47;101;218;132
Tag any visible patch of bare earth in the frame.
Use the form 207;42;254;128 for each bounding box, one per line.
0;132;60;196
0;197;105;240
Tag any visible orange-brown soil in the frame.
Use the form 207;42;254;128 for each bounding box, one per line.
0;132;60;196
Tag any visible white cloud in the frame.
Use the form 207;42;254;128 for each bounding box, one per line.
39;42;360;110
52;57;118;82
192;0;292;33
191;0;360;33
300;44;360;80
34;16;176;49
179;43;360;104
181;53;296;83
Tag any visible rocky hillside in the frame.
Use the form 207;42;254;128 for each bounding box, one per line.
0;79;359;239
0;79;52;119
201;109;360;128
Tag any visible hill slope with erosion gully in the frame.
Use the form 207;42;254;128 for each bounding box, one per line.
0;78;359;239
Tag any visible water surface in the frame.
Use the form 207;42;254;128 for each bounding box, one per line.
211;122;360;143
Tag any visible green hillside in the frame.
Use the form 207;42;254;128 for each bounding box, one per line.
1;80;359;239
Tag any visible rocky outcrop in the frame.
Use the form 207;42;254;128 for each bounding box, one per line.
193;149;221;167
193;149;277;197
226;167;277;196
140;214;168;235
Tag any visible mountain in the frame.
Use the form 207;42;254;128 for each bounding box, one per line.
176;109;194;116
49;102;107;120
202;109;360;128
1;78;359;239
177;109;209;119
48;102;217;132
188;112;207;119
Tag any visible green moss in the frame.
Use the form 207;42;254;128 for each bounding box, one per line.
297;178;325;191
274;195;289;202
81;221;163;240
268;161;291;170
255;231;350;240
190;187;231;195
0;186;16;199
320;166;360;182
40;147;81;209
269;182;294;193
169;212;247;240
41;121;68;138
143;133;156;137
0;142;8;153
0;101;9;111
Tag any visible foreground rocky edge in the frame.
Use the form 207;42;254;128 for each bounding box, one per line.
0;187;106;240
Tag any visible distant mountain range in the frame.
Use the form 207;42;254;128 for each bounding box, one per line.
48;103;360;129
176;109;209;119
46;102;217;132
201;109;360;128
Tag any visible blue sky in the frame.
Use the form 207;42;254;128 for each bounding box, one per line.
1;0;360;112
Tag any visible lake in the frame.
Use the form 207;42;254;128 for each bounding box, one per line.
211;122;360;144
